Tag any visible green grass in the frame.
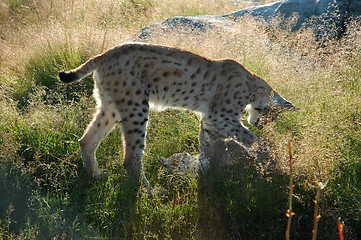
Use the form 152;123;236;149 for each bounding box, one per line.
0;0;360;239
12;43;94;107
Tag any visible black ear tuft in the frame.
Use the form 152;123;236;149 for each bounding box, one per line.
59;71;78;83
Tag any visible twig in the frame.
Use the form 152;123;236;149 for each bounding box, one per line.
338;219;344;240
311;180;326;240
285;141;295;240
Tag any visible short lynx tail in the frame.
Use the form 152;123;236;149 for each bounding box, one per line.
59;55;100;83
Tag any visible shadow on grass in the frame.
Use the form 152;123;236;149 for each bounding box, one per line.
69;165;140;239
0;158;138;239
197;155;289;239
0;161;33;234
196;153;354;239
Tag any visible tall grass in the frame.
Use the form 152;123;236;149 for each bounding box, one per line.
0;0;360;239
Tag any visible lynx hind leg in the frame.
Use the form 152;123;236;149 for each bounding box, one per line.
119;101;149;184
79;104;119;177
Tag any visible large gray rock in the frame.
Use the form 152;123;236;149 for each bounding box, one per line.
138;15;235;40
224;0;361;38
139;0;361;40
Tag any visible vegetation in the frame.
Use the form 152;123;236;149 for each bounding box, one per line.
0;0;360;239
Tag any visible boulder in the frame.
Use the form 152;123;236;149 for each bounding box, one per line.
138;15;235;40
139;0;361;40
224;0;361;38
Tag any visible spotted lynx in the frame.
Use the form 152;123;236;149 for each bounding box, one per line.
59;42;296;182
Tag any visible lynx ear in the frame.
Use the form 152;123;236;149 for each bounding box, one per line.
256;87;266;95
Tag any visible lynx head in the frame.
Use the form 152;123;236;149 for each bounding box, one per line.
246;84;298;129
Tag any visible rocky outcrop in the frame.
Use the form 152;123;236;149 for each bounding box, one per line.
223;0;361;39
138;15;235;40
139;0;361;40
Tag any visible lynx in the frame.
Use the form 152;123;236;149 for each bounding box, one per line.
59;42;296;182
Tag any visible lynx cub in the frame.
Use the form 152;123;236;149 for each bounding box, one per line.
59;42;296;182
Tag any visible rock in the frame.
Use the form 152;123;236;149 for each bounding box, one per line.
224;0;361;39
138;15;235;40
139;0;361;40
159;152;203;173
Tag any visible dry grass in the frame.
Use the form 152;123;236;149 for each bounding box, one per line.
0;0;243;69
0;0;360;239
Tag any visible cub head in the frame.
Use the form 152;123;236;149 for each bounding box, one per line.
246;84;298;129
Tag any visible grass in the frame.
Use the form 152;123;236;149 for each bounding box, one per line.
0;0;360;239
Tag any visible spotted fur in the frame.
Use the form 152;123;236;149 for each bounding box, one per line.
59;42;296;182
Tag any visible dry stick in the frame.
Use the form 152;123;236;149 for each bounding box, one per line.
285;141;295;240
312;181;322;240
312;181;327;240
338;219;344;240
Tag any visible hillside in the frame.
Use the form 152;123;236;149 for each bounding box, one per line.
0;0;360;239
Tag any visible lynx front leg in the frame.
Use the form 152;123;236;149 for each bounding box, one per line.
79;107;118;177
201;115;271;165
203;114;259;148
